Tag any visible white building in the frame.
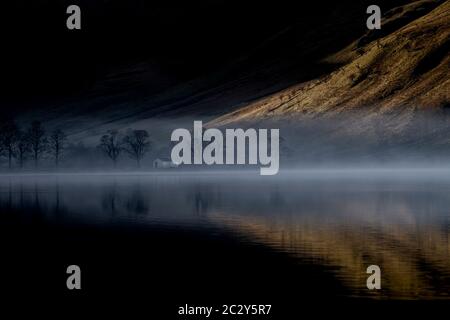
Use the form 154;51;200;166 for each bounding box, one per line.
153;158;179;169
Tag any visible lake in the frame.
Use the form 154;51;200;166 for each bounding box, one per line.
1;169;449;303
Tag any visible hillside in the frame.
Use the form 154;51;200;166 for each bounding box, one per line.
8;1;417;140
209;0;450;130
4;1;449;164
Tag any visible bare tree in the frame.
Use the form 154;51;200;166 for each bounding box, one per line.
49;129;67;168
0;120;19;169
16;130;30;169
27;121;47;168
123;129;150;168
98;130;123;168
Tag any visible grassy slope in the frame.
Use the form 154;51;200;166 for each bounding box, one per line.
210;0;450;129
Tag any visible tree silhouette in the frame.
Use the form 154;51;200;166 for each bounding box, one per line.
49;129;67;168
123;129;150;168
0;120;19;169
16;130;30;169
27;121;47;168
98;130;123;168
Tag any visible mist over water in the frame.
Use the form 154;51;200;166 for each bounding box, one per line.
1;170;450;299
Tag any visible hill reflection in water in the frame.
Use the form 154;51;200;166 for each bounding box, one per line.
0;170;449;299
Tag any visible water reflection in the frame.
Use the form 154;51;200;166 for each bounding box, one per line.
0;172;449;299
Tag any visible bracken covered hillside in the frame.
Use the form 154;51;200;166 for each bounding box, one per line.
210;0;450;128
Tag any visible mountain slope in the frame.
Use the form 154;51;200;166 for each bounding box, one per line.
210;0;450;128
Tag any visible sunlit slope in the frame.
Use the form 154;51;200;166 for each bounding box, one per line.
210;0;450;127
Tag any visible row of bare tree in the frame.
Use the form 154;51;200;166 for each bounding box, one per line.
97;129;151;168
0;120;66;169
0;119;151;169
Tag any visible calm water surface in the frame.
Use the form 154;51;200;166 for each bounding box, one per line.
1;170;450;299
